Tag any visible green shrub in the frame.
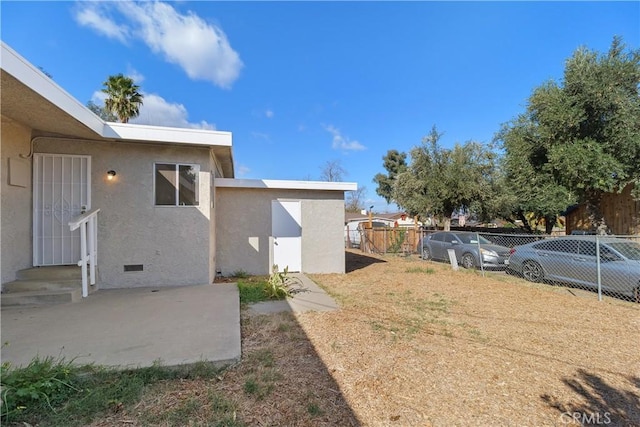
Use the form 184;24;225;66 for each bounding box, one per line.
0;357;221;426
1;356;82;423
388;228;407;253
265;265;292;299
238;279;269;304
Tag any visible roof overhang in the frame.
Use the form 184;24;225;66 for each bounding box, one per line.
1;42;105;139
216;178;357;192
1;42;235;176
104;122;231;147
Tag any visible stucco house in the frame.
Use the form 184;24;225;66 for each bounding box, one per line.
1;42;356;301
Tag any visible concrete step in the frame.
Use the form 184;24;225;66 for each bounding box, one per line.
2;279;84;293
16;266;82;281
1;288;81;307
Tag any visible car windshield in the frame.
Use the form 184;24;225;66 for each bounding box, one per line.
455;234;491;245
607;241;640;260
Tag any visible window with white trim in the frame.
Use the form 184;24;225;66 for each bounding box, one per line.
154;163;199;206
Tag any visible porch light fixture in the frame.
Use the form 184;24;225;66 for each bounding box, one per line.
107;170;117;180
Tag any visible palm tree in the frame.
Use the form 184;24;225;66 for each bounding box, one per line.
101;74;144;123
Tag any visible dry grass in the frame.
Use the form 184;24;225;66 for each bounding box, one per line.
92;250;639;426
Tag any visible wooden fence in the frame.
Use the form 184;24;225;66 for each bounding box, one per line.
566;184;640;235
360;227;421;254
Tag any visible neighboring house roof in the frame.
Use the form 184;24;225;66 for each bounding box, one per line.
345;216;393;224
216;178;357;192
1;42;234;177
378;212;412;220
345;212;418;224
345;212;366;222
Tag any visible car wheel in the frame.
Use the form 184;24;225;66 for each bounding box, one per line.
634;286;640;304
421;246;432;260
522;260;543;283
461;253;476;269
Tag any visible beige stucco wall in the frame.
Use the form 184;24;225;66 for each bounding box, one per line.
1;116;33;284
35;137;214;288
209;152;218;281
216;187;346;276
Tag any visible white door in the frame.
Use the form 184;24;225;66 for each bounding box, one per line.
272;200;302;272
33;154;91;266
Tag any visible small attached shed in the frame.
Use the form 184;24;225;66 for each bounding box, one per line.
565;184;640;236
215;178;357;276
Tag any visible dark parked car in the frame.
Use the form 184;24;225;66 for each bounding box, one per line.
418;231;511;269
507;236;640;302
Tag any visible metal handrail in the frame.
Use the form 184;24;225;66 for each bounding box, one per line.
69;208;100;298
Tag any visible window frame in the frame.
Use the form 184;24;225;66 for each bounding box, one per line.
153;162;200;207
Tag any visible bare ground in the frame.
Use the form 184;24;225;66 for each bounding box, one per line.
95;250;640;427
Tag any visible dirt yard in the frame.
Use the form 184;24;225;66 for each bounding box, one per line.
99;250;640;426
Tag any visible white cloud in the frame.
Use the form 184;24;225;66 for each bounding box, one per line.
324;125;366;151
75;2;243;88
92;91;215;130
91;91;107;104
265;109;274;119
73;4;129;43
126;67;145;84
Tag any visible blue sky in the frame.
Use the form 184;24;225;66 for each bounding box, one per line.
2;1;639;212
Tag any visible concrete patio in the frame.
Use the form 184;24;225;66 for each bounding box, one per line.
1;283;241;369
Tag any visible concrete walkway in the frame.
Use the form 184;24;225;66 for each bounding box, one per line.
247;273;339;315
1;274;338;369
1;283;241;369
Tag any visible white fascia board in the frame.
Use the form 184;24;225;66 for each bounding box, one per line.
216;178;358;191
1;42;104;136
2;42;233;149
104;123;232;147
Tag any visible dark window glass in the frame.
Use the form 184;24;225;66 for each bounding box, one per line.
578;241;597;257
155;164;176;205
155;163;199;206
179;165;199;206
444;233;457;243
534;239;578;253
608;242;640;260
456;233;491;244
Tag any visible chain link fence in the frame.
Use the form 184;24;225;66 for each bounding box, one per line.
346;227;640;303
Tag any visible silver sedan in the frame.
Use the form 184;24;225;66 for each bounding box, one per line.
507;236;640;302
419;231;511;269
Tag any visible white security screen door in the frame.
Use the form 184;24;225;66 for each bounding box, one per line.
33;154;91;266
271;200;302;272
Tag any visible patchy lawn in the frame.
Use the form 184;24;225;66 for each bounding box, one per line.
88;249;638;426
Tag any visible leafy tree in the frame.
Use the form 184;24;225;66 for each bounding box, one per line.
373;150;407;204
101;74;144;123
86;100;117;121
393;126;497;230
345;186;367;213
497;37;640;232
319;160;346;182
